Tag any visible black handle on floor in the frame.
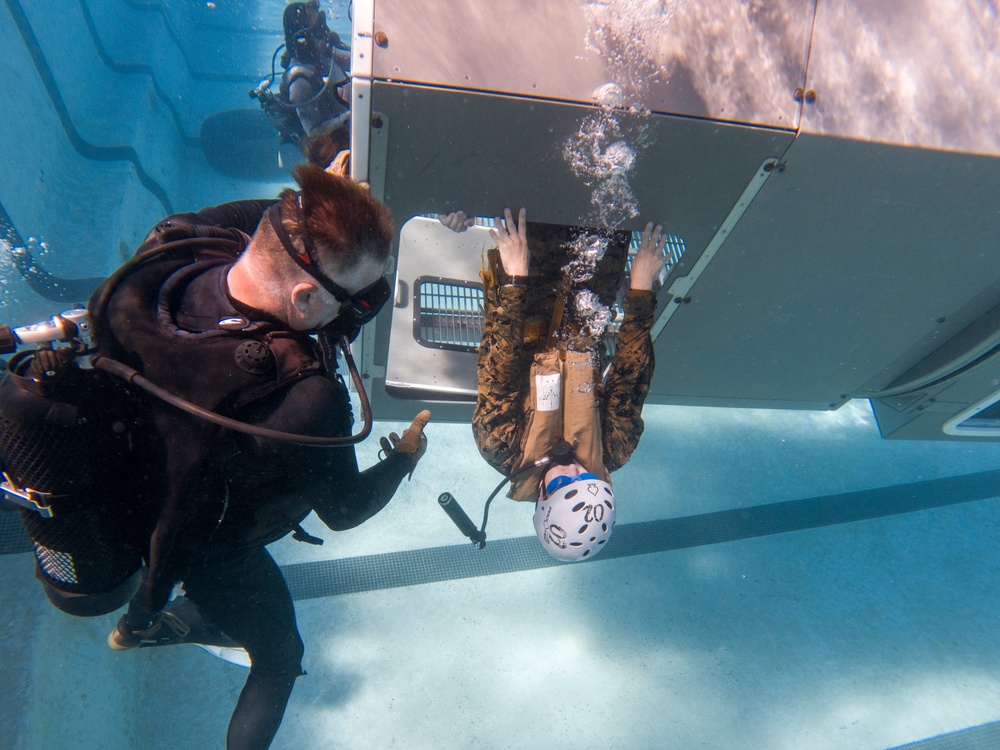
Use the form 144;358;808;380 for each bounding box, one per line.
438;492;486;549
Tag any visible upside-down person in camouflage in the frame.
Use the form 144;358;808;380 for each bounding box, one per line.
467;207;667;561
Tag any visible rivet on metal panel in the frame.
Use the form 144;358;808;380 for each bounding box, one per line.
793;87;804;102
371;115;384;129
804;89;817;104
374;30;388;47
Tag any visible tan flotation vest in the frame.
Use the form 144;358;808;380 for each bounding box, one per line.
509;347;610;501
481;246;609;501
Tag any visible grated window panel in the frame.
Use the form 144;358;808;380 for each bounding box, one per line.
413;277;485;352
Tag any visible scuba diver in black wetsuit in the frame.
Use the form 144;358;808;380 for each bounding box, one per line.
106;164;430;750
0;162;431;750
251;0;353;169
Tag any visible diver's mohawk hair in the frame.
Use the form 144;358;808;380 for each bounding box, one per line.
281;162;394;272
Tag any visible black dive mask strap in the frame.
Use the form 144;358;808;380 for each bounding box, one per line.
266;200;391;326
266;200;348;304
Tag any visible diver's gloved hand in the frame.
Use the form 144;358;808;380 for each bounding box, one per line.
108;597;244;651
326;149;350;177
379;409;431;479
108;610;189;650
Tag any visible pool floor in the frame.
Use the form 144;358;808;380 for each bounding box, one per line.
2;400;999;749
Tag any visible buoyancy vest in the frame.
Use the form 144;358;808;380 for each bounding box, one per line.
91;221;336;606
479;247;609;501
281;57;349;136
95;222;341;494
97;246;325;415
509;348;610;502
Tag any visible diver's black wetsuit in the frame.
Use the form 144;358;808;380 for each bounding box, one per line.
96;200;410;750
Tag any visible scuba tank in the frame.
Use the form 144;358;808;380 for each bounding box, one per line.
0;310;146;616
1;217;385;618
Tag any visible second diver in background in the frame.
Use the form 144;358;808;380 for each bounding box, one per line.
251;0;353;169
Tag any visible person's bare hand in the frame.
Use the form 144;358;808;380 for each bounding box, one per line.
437;211;474;233
629;222;668;291
488;207;529;276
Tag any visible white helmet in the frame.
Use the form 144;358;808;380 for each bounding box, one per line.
533;478;616;561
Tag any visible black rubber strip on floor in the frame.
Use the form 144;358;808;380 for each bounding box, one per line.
4;470;1000;598
282;468;1000;600
885;719;1000;750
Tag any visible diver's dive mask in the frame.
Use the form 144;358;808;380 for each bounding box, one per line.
283;1;330;61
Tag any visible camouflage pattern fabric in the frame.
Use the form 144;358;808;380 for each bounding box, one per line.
473;228;656;480
598;290;655;471
472;280;530;477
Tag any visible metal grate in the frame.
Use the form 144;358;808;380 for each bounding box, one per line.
413;276;485;352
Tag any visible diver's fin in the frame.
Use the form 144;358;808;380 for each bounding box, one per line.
197;644;251;668
108;596;249;662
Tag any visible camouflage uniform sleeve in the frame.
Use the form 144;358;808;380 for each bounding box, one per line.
600;289;656;472
472;283;530;475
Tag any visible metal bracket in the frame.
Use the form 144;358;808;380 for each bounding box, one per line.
349;0;376;184
367;112;390;202
359;317;387;386
652;159;779;341
1;474;56;518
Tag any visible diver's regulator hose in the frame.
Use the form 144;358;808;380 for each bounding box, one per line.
91;333;372;446
3;233;375;447
2;313;373;446
437;457;551;550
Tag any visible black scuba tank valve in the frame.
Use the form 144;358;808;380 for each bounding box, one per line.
438;492;486;549
548;438;576;466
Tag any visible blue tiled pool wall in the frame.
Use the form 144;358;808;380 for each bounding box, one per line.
0;0;354;327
